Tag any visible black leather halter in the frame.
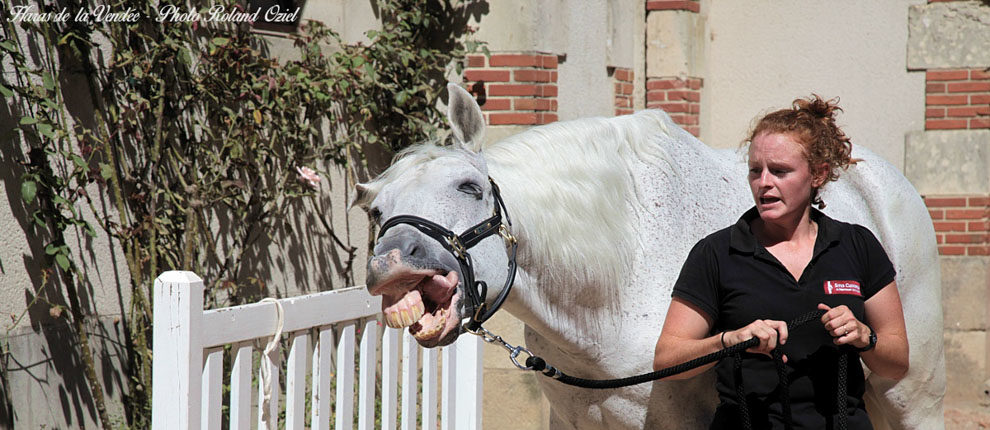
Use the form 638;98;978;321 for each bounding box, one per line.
376;178;518;332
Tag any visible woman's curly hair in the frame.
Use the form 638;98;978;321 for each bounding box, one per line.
746;94;858;209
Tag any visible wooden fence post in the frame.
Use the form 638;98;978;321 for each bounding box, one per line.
455;335;484;429
152;271;205;430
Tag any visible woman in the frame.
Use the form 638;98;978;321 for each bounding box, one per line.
653;95;909;429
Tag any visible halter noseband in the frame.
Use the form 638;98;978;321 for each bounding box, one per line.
376;178;518;332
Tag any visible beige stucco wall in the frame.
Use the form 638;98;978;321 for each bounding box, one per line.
700;0;926;170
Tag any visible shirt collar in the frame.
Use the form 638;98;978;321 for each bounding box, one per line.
729;206;840;254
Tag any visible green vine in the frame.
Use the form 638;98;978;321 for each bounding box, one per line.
1;0;484;427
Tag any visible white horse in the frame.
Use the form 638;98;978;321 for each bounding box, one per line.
355;84;944;429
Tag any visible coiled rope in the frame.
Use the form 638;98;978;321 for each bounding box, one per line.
258;298;284;430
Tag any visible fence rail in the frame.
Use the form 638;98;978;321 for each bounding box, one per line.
151;270;483;429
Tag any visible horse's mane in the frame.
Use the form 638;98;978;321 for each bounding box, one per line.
483;110;675;310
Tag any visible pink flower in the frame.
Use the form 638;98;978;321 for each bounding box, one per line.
296;166;320;189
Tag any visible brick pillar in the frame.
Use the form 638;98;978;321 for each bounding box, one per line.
646;0;704;137
646;0;700;12
646;77;702;136
463;52;559;126
925;69;990;130
612;67;634;116
925;196;990;256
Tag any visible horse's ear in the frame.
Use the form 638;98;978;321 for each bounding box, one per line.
447;83;486;152
351;183;373;209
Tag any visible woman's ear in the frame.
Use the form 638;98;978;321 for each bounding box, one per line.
812;162;829;188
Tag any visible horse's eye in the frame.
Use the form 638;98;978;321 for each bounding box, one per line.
369;207;382;224
457;181;483;199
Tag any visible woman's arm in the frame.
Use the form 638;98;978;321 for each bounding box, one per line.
654;298;789;379
818;282;909;379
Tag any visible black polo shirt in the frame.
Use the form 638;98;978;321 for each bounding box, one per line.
672;207;895;430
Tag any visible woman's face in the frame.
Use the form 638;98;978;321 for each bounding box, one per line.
747;132;823;224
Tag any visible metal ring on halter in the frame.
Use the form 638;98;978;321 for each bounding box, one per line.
509;346;536;371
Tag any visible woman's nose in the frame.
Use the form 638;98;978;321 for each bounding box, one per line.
756;170;771;187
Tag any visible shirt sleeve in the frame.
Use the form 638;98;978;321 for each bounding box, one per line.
853;225;896;299
671;237;720;322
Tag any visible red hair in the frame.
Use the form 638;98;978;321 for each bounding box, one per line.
746;94;857;209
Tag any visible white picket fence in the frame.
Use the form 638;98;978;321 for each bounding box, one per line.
151;271;483;429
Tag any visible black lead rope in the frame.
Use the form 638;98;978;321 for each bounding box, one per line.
522;309;852;430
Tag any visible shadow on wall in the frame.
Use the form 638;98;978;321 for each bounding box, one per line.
0;22;132;426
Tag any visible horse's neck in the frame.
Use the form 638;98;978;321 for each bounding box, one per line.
501;269;622;356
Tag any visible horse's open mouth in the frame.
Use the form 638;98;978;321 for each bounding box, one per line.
371;269;460;343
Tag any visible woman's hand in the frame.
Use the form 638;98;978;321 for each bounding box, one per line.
818;303;870;349
723;319;789;361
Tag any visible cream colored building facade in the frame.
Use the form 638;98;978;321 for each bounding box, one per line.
1;0;987;428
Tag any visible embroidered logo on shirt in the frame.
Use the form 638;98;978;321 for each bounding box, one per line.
824;280;862;296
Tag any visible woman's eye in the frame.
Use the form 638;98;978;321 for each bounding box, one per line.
457;182;483;198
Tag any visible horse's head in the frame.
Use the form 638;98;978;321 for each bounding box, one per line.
355;84;514;347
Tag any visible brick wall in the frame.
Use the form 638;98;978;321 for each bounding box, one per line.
646;0;700;12
613;67;634;116
463;52;558;126
925;195;990;256
646;76;702;136
925;69;990;130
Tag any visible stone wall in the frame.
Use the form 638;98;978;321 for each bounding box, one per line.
906;1;990;426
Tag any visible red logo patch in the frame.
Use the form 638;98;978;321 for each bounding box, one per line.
824;280;862;296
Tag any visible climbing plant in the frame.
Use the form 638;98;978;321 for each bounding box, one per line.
0;0;484;427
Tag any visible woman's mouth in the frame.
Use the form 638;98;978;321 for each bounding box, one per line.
759;196;781;205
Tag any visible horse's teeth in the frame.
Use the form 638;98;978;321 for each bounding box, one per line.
413;314;446;341
413;301;425;320
385;312;401;328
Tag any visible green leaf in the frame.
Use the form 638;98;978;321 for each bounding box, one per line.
55;253;70;270
37;123;55;138
21;181;36;204
42;73;55;91
212;37;229;47
84;222;97;238
0;84;13;98
0;40;17;52
20;116;38;125
177;48;191;66
71;154;86;168
99;163;113;180
45;243;59;255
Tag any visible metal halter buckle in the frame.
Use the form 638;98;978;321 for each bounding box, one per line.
445;235;467;259
498;224;516;247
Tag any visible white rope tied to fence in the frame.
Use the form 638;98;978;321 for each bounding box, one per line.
258;297;285;430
